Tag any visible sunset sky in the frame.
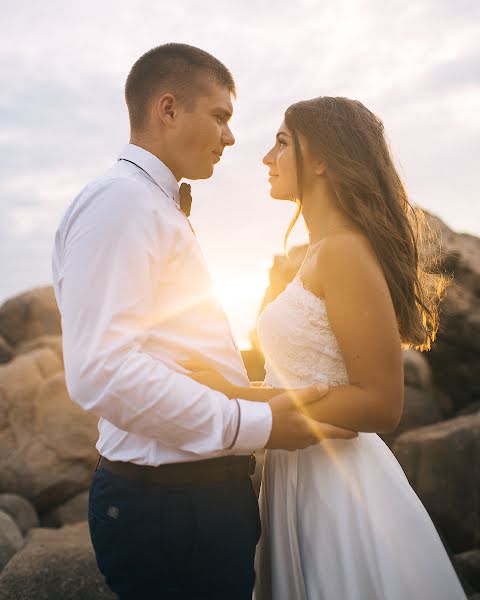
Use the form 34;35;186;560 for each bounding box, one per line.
1;0;479;348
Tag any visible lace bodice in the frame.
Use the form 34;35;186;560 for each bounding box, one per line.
257;276;349;389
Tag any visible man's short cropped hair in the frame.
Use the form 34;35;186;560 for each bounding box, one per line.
125;43;236;130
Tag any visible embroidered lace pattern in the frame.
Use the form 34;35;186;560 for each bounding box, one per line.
257;277;349;389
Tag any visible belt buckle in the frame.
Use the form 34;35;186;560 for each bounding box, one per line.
249;454;256;476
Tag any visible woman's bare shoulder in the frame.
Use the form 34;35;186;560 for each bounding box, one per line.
304;230;383;297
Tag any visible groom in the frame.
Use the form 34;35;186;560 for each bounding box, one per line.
52;43;355;600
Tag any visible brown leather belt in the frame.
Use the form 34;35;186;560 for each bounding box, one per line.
96;454;256;485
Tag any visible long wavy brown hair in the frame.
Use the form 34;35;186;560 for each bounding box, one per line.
283;96;450;351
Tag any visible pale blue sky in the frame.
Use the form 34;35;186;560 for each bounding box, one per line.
1;0;479;347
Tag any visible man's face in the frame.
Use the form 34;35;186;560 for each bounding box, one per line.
175;83;235;180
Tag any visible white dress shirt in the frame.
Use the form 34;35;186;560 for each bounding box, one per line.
52;144;272;465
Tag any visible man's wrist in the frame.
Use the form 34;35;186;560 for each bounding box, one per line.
228;399;272;452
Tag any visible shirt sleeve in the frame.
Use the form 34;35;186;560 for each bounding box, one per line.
56;177;272;456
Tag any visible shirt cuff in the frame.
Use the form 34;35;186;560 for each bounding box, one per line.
229;399;272;453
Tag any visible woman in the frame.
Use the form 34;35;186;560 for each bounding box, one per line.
185;97;467;599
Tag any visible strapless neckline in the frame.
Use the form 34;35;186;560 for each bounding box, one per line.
289;277;327;311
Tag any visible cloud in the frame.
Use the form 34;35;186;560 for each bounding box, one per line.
0;0;479;345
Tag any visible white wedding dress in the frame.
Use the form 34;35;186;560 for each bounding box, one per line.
254;276;467;600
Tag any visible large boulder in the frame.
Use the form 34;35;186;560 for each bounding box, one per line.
42;491;89;528
0;495;38;536
382;385;443;447
15;334;63;362
393;412;480;553
419;214;480;411
454;550;480;595
382;349;446;446
0;511;23;572
0;521;116;600
0;287;61;349
0;347;99;513
0;337;13;365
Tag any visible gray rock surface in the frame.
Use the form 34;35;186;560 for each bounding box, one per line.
0;521;116;600
0;337;13;365
0;494;39;536
393;412;480;553
15;334;63;362
0;510;23;572
42;491;89;528
0;348;99;512
0;287;61;349
454;549;480;594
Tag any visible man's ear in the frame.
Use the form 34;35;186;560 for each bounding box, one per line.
156;93;178;127
314;160;327;176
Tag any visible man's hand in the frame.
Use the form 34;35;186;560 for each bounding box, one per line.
266;386;358;450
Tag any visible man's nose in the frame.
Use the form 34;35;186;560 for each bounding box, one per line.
223;125;235;147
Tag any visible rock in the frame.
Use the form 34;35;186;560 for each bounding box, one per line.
382;385;443;446
454;549;480;594
0;495;38;536
0;337;13;365
0;287;61;349
421;214;480;411
0;348;99;513
393;413;480;553
241;348;266;382
403;348;432;390
457;402;480;417
0;521;116;599
42;491;89;528
251;247;307;351
15;334;63;363
0;511;23;572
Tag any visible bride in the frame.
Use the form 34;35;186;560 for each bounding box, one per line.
185;96;467;599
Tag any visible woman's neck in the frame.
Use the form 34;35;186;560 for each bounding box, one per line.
301;186;357;245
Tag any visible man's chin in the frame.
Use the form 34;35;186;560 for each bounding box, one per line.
185;165;215;180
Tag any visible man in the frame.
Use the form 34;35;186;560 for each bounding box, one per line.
52;43;355;599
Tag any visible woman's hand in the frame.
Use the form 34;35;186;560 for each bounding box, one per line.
180;360;237;397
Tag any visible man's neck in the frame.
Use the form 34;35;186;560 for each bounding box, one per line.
129;134;182;181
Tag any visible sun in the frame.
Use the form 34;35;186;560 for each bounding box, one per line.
211;269;270;350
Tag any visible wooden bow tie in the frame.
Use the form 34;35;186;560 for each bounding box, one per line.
179;183;192;217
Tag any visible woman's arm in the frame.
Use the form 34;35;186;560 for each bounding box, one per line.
301;234;404;433
182;366;287;402
230;384;287;402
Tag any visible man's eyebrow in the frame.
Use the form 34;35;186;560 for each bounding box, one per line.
212;108;233;120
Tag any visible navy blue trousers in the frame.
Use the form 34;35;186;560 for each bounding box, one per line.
88;464;261;599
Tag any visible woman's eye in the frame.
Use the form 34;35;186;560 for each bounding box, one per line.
278;139;286;146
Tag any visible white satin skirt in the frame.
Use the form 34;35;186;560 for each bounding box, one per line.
254;433;467;600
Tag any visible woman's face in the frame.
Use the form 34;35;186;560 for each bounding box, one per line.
263;121;298;200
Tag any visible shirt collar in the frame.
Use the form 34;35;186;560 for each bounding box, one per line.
118;143;181;209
